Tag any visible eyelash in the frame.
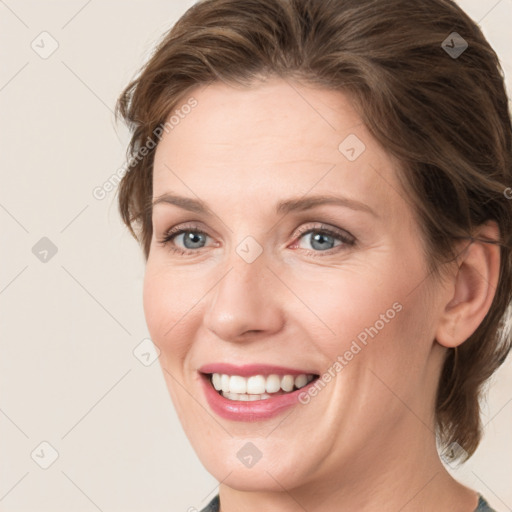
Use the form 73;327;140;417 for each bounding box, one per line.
157;222;356;257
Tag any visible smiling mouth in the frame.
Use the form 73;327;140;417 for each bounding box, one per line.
204;372;320;401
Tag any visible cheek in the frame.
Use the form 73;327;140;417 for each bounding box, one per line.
286;265;405;356
298;256;433;375
142;261;206;363
143;265;169;340
340;280;438;403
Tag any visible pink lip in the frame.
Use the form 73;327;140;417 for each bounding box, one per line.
199;371;319;422
198;363;316;377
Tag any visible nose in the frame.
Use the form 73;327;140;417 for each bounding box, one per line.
202;249;285;343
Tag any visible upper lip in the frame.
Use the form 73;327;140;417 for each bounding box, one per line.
198;363;319;377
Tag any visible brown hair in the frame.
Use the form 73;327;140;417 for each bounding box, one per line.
115;0;512;460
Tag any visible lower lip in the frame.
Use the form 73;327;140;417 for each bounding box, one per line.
200;373;317;422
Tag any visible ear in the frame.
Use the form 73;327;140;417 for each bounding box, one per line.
435;221;501;349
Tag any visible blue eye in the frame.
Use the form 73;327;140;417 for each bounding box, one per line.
157;223;355;256
290;225;355;256
298;230;342;251
157;227;211;255
175;231;208;250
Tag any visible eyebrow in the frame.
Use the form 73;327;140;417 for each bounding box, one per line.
151;193;377;217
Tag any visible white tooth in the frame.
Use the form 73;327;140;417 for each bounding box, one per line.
229;375;247;394
247;375;266;394
221;374;230;393
281;375;294;392
218;373;313;396
212;373;222;391
266;374;281;393
238;394;250;401
294;374;308;389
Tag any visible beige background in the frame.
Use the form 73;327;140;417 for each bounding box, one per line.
0;1;511;511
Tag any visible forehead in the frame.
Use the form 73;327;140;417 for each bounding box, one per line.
152;78;409;221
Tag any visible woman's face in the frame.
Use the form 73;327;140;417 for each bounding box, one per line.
144;78;450;491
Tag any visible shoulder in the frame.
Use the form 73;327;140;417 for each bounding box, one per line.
199;494;219;512
197;494;496;511
196;494;496;511
475;495;497;512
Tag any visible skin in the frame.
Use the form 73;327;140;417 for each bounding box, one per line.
143;78;500;512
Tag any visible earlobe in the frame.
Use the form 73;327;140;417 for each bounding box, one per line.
435;221;501;349
447;312;462;340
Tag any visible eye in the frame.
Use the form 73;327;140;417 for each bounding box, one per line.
157;224;214;255
290;224;355;255
157;222;355;256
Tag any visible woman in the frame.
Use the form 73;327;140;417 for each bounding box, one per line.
115;0;511;510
